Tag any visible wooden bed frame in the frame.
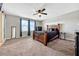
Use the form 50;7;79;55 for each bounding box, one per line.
33;31;59;45
33;31;47;45
33;24;61;45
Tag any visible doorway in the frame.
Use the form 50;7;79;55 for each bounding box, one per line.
11;26;16;38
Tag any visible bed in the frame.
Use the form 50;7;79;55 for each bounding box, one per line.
33;28;60;45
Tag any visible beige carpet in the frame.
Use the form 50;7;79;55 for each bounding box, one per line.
0;38;65;56
47;39;75;56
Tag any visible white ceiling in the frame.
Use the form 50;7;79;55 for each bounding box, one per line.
2;3;79;20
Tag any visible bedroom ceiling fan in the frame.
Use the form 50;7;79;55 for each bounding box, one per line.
33;8;47;17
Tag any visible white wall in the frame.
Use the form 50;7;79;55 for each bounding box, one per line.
4;14;43;38
5;14;20;39
36;21;43;27
0;12;5;46
43;10;79;41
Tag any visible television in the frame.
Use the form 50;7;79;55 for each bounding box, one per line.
36;26;42;31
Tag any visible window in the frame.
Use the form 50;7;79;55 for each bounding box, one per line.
22;20;28;31
21;19;35;36
30;21;35;31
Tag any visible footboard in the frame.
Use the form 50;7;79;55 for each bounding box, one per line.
33;31;48;45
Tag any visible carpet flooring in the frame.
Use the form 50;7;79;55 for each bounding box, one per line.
47;39;75;56
0;38;64;56
0;38;75;56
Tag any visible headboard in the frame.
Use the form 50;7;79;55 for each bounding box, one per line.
47;24;61;31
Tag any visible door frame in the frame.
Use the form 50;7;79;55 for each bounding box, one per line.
11;26;16;39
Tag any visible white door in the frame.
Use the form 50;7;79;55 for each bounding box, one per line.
11;26;16;38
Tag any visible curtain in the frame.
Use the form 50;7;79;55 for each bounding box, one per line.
20;18;36;36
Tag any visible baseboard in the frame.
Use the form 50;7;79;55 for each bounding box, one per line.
60;38;75;42
6;36;30;40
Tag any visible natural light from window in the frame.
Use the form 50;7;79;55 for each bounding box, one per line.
22;20;28;31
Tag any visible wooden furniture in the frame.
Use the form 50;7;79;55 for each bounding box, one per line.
47;24;61;31
33;30;59;45
33;24;61;45
33;31;47;45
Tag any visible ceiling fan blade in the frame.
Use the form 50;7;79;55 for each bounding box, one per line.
41;13;47;15
33;13;39;15
42;8;46;12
